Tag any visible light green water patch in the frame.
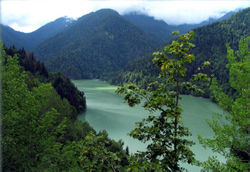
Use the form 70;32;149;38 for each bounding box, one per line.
73;79;225;171
94;86;118;90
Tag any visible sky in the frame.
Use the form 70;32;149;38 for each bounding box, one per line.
1;0;249;33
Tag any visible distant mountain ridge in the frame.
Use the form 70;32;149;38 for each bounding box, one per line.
1;17;74;50
1;9;237;52
123;10;235;44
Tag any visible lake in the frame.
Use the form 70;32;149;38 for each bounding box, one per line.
73;79;224;171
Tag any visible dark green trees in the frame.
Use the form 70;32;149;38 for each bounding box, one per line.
50;73;86;113
117;31;210;171
3;45;86;113
1;43;128;171
198;37;249;171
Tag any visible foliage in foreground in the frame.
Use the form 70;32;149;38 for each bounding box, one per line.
117;31;210;171
1;43;128;171
198;37;250;171
4;45;87;113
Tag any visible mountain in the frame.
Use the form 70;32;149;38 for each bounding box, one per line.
109;8;250;97
1;17;74;50
26;17;75;50
123;13;172;45
1;25;29;50
34;9;157;79
123;11;235;44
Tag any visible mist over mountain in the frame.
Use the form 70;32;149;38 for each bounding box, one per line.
123;10;235;44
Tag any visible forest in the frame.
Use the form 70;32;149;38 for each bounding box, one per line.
109;8;249;98
1;43;129;171
1;7;249;172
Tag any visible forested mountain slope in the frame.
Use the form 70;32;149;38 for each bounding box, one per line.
2;43;129;171
4;45;86;113
109;8;250;97
1;17;74;50
34;9;158;79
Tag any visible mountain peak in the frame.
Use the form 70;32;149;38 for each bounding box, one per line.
57;16;75;23
95;8;119;15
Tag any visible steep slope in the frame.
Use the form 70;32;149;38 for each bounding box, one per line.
4;45;86;113
123;11;235;44
34;9;157;79
2;43;128;171
110;8;250;96
1;17;74;51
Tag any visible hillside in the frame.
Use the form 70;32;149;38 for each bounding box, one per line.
34;9;158;79
4;45;86;113
123;11;235;44
1;25;29;49
2;43;129;171
109;8;250;97
1;17;74;50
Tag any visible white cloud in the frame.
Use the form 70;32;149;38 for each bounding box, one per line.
1;0;249;32
9;22;38;33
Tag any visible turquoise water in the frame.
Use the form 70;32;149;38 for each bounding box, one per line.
73;79;224;171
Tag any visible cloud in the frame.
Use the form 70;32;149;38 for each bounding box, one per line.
1;0;95;32
119;1;250;25
1;0;249;32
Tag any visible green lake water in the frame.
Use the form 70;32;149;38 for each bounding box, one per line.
73;79;225;171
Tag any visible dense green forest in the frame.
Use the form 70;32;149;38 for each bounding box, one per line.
1;43;130;171
109;8;250;98
4;45;86;113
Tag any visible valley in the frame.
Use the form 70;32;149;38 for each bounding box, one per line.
1;4;249;171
